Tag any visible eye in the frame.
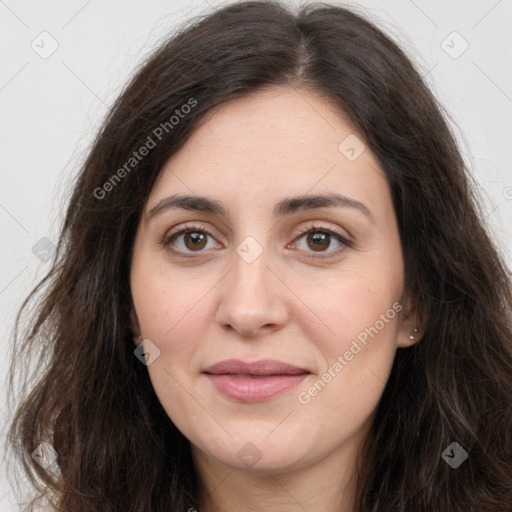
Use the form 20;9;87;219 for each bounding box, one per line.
162;222;352;259
163;223;220;255
290;225;352;257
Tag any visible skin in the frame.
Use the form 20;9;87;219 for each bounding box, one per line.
130;85;419;512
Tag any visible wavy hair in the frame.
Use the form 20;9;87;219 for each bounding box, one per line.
6;1;512;510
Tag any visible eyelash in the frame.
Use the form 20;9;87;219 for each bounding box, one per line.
162;222;353;259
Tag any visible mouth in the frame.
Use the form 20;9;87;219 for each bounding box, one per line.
202;359;311;402
203;358;310;376
210;373;301;378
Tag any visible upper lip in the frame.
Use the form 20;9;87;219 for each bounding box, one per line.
203;359;310;376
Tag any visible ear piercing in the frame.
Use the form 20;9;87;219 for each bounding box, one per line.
409;328;419;340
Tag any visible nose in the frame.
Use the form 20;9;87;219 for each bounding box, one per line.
214;247;289;337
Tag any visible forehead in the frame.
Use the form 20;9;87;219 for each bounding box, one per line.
147;86;389;214
174;86;360;169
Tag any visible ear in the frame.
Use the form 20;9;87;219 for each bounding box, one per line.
129;307;142;346
396;294;424;348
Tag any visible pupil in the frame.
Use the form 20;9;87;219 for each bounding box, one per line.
186;232;206;250
308;232;329;251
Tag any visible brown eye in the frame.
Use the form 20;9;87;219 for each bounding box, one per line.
306;232;331;251
291;226;352;257
183;231;207;251
164;226;219;254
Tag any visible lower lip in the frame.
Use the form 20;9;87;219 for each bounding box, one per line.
204;373;309;402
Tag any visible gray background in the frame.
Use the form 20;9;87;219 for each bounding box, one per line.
1;0;511;509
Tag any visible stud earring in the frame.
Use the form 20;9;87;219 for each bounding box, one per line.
134;334;143;345
409;328;419;340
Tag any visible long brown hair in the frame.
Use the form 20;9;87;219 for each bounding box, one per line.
7;1;512;510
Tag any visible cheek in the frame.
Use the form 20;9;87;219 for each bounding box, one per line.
292;272;402;414
130;261;214;409
300;267;403;352
131;249;211;341
130;264;212;426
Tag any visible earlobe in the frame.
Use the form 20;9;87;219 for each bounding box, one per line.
398;327;421;348
396;293;424;347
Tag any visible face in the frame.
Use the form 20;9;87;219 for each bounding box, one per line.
130;85;417;474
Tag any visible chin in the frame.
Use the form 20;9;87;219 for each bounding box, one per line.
196;427;319;474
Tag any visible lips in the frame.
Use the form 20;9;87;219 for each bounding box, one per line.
203;359;310;376
203;359;311;402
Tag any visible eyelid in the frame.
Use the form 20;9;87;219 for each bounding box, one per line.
287;222;353;258
162;222;219;246
290;222;351;244
162;221;353;257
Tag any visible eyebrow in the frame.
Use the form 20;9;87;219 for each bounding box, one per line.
148;193;375;223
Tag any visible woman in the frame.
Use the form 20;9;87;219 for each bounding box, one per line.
7;1;512;511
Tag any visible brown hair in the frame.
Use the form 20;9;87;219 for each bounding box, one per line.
7;1;512;510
